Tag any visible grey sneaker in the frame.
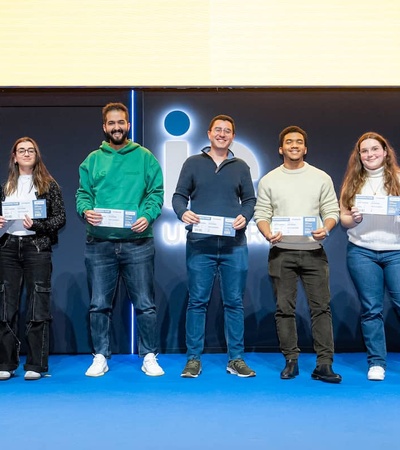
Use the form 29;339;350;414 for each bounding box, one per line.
181;360;201;378
227;359;256;378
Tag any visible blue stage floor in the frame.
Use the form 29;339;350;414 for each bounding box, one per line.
2;352;400;449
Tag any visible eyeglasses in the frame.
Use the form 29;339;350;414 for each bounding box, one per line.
212;127;233;135
16;148;36;155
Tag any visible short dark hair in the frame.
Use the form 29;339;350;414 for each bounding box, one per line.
102;102;129;123
279;125;308;147
208;114;235;134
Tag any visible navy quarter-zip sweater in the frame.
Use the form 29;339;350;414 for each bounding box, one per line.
172;147;256;237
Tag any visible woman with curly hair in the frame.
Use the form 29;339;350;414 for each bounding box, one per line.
340;132;400;381
0;137;66;381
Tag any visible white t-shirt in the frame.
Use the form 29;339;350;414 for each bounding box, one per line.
5;175;36;236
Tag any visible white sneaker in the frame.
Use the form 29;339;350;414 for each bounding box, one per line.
85;354;109;377
25;371;41;381
367;365;385;381
0;370;14;381
141;353;165;376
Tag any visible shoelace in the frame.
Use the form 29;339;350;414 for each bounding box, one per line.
186;360;199;368
92;355;105;367
233;359;246;369
145;355;159;367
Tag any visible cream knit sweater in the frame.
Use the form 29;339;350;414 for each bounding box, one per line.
254;162;339;250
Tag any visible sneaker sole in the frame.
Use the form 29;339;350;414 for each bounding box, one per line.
0;373;14;381
181;369;201;378
368;375;385;381
226;368;256;378
85;366;109;377
141;366;165;377
25;375;42;381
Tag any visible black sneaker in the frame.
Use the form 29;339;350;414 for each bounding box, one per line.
181;360;202;378
227;359;256;377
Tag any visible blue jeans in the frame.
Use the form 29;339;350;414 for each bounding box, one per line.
85;237;158;358
268;246;334;364
347;242;400;369
0;235;52;373
185;234;248;361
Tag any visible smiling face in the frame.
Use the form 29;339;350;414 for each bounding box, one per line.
207;119;235;152
14;140;37;174
279;132;307;168
103;109;131;149
359;138;387;170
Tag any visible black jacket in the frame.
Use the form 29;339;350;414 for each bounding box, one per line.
0;181;66;251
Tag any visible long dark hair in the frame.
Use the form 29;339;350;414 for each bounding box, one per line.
4;137;57;196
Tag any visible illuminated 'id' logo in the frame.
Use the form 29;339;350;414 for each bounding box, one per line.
163;110;260;210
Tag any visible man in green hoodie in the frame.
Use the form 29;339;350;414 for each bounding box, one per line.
76;102;164;377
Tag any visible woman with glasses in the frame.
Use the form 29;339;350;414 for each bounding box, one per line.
340;132;400;381
0;137;66;381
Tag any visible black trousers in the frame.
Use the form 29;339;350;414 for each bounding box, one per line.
0;235;52;373
268;246;335;365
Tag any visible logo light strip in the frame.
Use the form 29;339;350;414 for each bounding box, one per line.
130;90;135;354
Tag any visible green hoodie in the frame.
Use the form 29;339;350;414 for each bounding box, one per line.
76;140;164;240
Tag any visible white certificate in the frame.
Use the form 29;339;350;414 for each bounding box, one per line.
192;215;236;237
271;216;318;236
355;195;400;215
2;199;47;220
94;208;137;228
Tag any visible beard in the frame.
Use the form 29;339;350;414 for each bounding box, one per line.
104;129;129;146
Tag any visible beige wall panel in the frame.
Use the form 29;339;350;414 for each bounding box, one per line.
1;0;399;86
209;1;400;86
1;0;210;86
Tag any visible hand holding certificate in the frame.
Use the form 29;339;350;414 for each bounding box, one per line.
94;208;137;228
271;216;318;236
2;199;47;220
192;214;236;237
355;195;400;215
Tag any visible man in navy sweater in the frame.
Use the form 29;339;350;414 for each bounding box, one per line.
172;114;256;378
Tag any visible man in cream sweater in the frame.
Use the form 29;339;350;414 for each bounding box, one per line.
254;125;342;383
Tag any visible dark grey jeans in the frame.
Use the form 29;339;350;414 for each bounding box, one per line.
268;246;334;365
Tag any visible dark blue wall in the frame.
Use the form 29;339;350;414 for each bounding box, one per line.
1;88;399;355
0;90;133;353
